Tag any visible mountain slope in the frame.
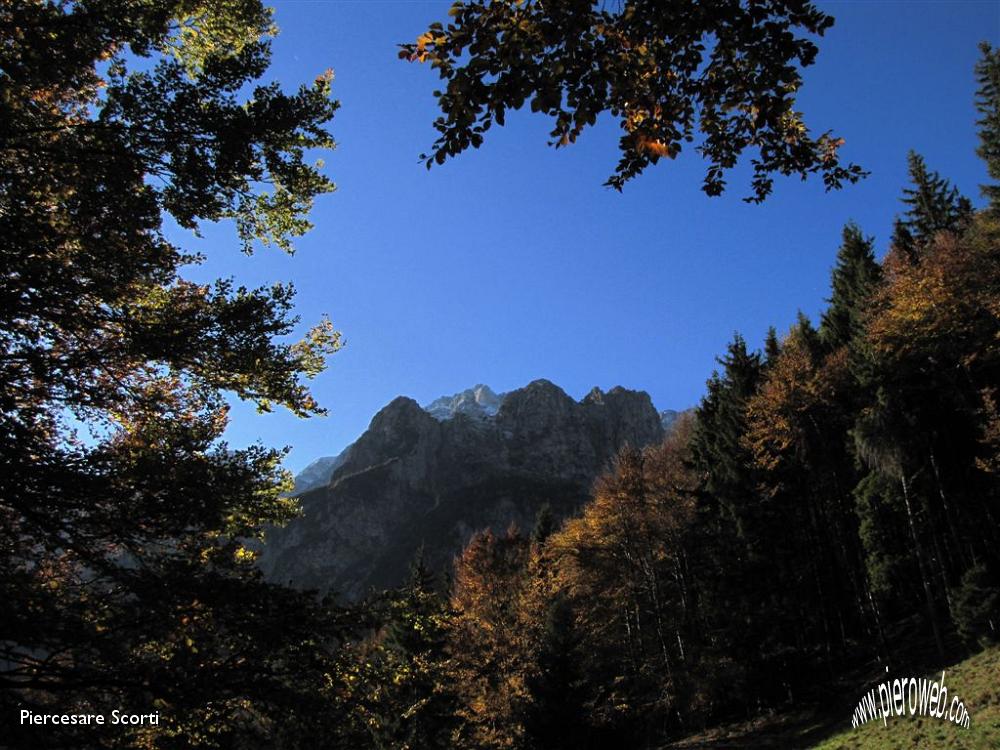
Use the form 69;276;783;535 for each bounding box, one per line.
261;380;665;600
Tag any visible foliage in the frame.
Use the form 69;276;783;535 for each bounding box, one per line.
401;0;866;201
975;42;1000;212
0;1;346;747
343;557;461;749
448;526;537;749
819;223;882;349
891;151;973;260
952;564;1000;648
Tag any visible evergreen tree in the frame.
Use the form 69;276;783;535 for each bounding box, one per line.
975;42;1000;212
688;335;770;709
952;563;1000;648
764;326;782;367
531;503;558;546
522;596;590;750
819;224;882;349
364;555;460;750
690;334;763;537
891;151;973;259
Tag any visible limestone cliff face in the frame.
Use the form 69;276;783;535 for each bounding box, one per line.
258;380;664;600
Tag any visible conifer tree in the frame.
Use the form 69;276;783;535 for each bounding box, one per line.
891;151;973;259
819;223;882;349
531;503;558;546
975;42;1000;212
952;563;1000;647
764;326;782;367
522;596;589;750
688;335;770;707
364;555;460;750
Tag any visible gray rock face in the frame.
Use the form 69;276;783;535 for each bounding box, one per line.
260;380;665;600
290;448;352;495
424;383;504;421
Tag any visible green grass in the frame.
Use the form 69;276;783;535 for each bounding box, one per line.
810;646;1000;750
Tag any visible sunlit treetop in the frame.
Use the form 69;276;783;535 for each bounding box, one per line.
402;0;867;202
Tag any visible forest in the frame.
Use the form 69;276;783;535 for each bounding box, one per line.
1;1;998;749
336;82;1000;747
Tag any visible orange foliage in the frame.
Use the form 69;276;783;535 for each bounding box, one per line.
744;330;849;480
868;223;1000;369
449;526;538;750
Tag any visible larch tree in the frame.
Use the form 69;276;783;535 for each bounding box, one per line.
448;527;536;750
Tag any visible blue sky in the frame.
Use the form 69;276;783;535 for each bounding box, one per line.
179;0;1000;472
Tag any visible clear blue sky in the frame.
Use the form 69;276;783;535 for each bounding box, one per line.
179;0;1000;472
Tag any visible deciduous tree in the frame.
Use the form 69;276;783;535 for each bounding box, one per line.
0;1;347;746
402;0;865;201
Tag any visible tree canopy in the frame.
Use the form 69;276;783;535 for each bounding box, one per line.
1;1;346;747
402;0;866;201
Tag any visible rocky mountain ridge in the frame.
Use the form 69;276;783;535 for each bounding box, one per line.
261;380;676;599
291;385;682;494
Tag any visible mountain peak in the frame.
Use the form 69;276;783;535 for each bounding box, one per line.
424;383;504;421
267;378;673;600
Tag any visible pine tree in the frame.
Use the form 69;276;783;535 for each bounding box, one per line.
891;151;973;259
365;554;460;750
819;223;883;349
975;42;1000;212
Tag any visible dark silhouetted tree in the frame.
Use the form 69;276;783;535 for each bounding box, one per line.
0;2;348;747
401;0;865;201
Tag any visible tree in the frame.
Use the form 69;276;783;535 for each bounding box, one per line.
521;595;589;750
819;223;882;350
891;151;973;260
975;42;1000;212
540;425;707;739
449;527;535;750
864;211;1000;639
1;1;347;747
952;563;1000;648
352;555;461;750
530;502;558;546
401;0;865;201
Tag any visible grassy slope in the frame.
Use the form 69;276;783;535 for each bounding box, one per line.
810;646;1000;750
662;646;1000;749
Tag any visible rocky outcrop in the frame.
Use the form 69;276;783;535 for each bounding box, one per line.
290;449;352;495
259;380;666;600
424;384;503;421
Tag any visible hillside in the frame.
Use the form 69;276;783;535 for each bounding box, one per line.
659;646;1000;750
